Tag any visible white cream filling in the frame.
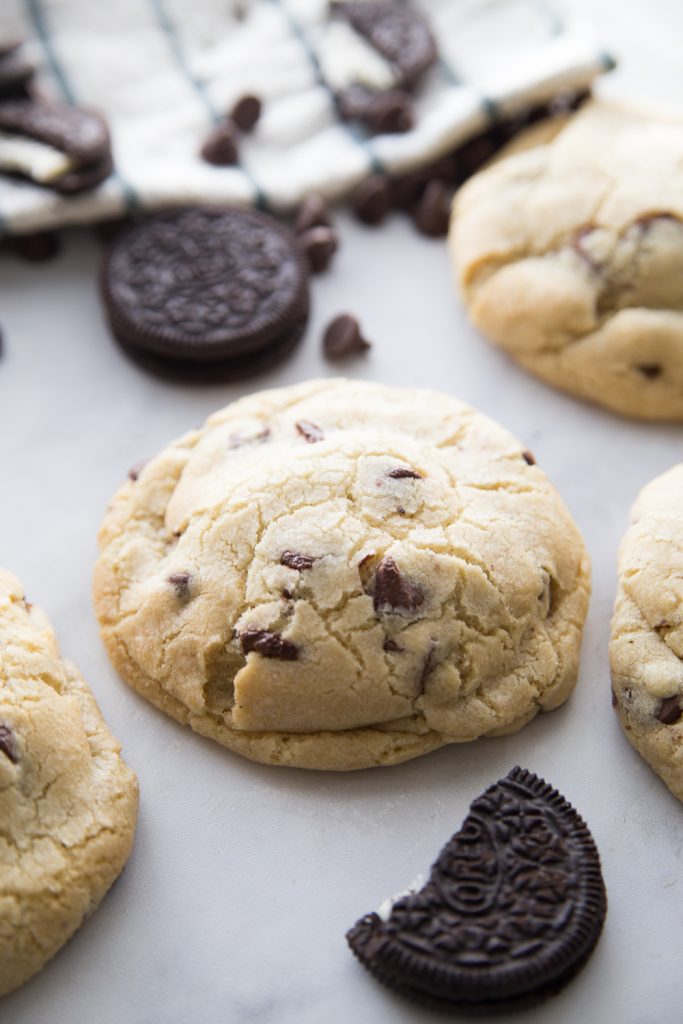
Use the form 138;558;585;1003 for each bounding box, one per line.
377;872;426;922
0;132;73;183
318;21;398;92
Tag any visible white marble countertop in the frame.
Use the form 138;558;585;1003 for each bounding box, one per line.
2;3;683;1022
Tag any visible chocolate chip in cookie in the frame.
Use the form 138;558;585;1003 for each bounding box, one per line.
347;767;607;1011
295;420;324;443
373;557;424;613
101;207;310;380
657;696;682;724
0;723;18;764
280;551;317;571
240;628;299;660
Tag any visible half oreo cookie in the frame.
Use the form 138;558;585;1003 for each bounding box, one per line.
101;207;310;380
0;98;112;193
347;767;607;1012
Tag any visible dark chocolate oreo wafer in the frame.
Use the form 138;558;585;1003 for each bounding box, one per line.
347;767;606;1012
0;41;35;100
101;207;310;379
0;98;112;193
333;2;437;86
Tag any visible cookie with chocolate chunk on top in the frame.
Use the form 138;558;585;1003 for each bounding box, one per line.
611;464;683;801
0;98;112;193
0;568;138;997
451;100;683;419
94;378;589;770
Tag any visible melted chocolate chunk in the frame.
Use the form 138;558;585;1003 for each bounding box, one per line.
352;174;393;226
299;225;338;273
200;121;239;165
281;551;316;571
635;363;663;380
522;449;536;466
347;767;607;1011
323;314;370;359
230;94;262;133
373;557;424;613
383;637;404;653
657;696;682;724
296;420;324;443
0;723;18;764
387;467;421;479
240;628;299;660
168;572;193;600
295;194;332;234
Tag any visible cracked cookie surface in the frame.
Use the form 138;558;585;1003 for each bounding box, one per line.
0;569;138;997
450;100;683;420
94;379;590;771
610;465;683;801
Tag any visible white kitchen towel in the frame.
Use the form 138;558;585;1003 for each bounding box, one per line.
0;0;612;234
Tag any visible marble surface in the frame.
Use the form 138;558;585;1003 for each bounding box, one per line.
2;3;683;1022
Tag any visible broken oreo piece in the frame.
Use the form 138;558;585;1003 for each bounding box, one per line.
333;2;437;87
0;99;112;194
101;207;310;380
0;40;35;100
347;767;607;1012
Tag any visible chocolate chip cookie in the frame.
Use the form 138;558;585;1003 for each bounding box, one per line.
0;569;138;997
94;379;590;771
610;465;683;801
451;100;683;420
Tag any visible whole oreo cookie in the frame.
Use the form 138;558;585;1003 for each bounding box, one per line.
0;98;112;193
101;207;310;379
347;767;606;1012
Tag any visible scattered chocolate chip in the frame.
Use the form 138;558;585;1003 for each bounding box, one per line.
393;156;458;210
295;194;331;234
352;174;393;226
347;767;607;1012
299;225;338;273
369;90;414;134
635;363;663;380
657;696;682;724
383;637;403;653
230;94;262;133
0;723;18;764
240;628;299;660
201;120;239;165
412;179;451;238
296;419;324;443
522;450;536;466
10;231;61;263
168;572;193;600
128;460;148;481
373;557;424;613
280;550;317;571
323;314;370;360
387;467;421;479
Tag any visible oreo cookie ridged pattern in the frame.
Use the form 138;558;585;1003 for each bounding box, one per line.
347;768;607;1012
101;207;310;380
